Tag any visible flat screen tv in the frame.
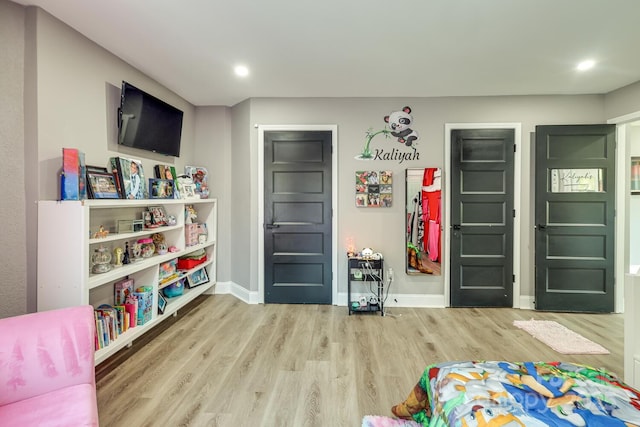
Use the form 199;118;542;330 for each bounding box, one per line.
118;81;183;157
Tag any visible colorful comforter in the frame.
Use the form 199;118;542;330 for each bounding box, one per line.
392;361;640;426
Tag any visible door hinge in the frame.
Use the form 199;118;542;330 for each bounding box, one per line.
513;209;516;218
513;144;516;152
512;274;516;283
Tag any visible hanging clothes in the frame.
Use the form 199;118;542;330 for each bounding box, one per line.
408;193;424;248
422;168;441;262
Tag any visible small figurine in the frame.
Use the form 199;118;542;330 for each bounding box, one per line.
185;205;197;224
122;241;130;265
151;232;167;254
93;225;109;239
113;247;123;267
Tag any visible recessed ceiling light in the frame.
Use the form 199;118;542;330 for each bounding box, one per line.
234;65;249;77
576;60;595;71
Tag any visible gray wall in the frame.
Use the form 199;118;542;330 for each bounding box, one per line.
606;80;640;120
194;106;232;283
230;100;252;290
240;96;606;300
0;0;27;317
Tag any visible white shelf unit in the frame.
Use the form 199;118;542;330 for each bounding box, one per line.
37;198;217;365
625;273;640;388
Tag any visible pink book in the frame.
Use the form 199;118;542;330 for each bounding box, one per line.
124;301;137;328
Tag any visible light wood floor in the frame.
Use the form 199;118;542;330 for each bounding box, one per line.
95;294;624;427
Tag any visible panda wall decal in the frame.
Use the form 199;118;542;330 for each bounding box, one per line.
384;106;419;147
357;105;421;162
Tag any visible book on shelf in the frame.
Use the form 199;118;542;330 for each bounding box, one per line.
124;296;138;328
114;305;130;333
114;277;134;305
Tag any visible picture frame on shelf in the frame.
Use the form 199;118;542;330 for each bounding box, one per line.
184;166;209;199
147;206;167;226
154;164;177;180
149;178;175;199
177;175;199;200
117;157;147;200
187;267;209;288
86;171;120;199
157;292;167;314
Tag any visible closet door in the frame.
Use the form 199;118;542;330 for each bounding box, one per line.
450;128;515;307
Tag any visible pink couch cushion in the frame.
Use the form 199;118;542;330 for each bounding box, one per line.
0;383;98;426
0;306;95;406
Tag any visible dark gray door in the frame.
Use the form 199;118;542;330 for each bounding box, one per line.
264;130;332;304
450;129;515;307
534;125;615;312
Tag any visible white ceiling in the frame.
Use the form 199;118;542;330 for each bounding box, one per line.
11;0;640;107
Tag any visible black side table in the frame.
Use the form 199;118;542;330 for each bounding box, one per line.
347;257;384;316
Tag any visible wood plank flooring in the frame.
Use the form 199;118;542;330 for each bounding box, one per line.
95;295;624;427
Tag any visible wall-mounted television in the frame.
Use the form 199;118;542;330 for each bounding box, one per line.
118;81;183;157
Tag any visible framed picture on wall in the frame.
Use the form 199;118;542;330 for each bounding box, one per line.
632;157;640;194
355;170;392;207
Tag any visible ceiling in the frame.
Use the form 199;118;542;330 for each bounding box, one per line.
11;0;640;107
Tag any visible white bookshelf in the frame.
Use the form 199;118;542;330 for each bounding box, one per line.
37;198;217;365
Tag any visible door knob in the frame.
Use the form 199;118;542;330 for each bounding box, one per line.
536;224;547;230
452;224;461;230
265;223;280;229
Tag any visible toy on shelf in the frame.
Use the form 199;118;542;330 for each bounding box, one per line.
93;225;109;239
185;205;197;224
151;232;167;254
91;246;112;274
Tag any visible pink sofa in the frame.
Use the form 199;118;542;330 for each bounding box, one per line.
0;305;99;426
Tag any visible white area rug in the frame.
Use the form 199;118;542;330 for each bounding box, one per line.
513;319;610;355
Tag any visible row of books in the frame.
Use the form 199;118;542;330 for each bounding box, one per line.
94;278;154;350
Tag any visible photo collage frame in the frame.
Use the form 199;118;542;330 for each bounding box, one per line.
355;170;392;207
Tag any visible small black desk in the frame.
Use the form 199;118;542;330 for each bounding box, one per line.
347;257;384;315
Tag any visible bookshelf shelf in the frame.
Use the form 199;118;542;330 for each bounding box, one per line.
37;198;217;365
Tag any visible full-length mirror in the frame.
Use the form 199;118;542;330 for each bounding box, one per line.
406;168;442;275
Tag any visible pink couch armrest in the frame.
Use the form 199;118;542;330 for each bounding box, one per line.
0;305;96;406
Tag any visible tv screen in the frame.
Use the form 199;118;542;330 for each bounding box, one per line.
118;81;183;157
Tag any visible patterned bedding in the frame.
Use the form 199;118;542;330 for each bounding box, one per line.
391;361;640;426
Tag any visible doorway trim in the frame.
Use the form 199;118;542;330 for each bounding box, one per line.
257;124;339;304
608;110;640;313
444;123;522;308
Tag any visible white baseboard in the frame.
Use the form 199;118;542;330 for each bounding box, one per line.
215;284;535;310
337;292;446;308
214;281;261;304
519;295;535;310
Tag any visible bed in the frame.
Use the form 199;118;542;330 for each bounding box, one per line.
379;361;640;426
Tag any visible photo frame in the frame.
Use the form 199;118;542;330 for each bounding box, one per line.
185;166;209;199
157;292;167;314
186;267;209;288
119;157;147;200
154;164;177;180
149;178;175;199
147;206;167;226
355;170;392;207
86;171;120;199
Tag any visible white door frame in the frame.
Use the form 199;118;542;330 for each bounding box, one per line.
257;125;339;304
608;110;640;313
444;123;522;308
